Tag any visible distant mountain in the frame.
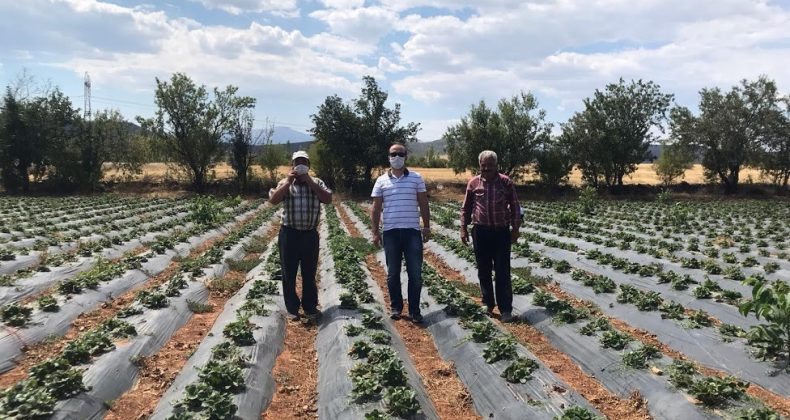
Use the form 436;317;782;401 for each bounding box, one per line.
254;126;313;144
408;139;446;157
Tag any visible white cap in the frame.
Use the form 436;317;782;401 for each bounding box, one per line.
292;150;309;161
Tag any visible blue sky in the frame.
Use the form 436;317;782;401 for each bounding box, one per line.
1;0;789;140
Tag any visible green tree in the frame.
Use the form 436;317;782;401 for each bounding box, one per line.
27;89;81;190
671;76;779;193
140;73;255;192
445;92;551;181
0;88;29;191
257;123;287;184
757;96;790;190
561;79;673;188
310;94;360;190
652;141;694;186
355;76;420;185
229;110;263;192
535;136;573;187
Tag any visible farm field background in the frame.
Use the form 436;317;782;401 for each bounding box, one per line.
103;163;768;187
0;195;787;419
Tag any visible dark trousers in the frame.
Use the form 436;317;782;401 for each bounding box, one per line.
472;225;513;313
278;225;319;314
383;228;423;317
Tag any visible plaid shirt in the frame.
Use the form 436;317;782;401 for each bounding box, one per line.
271;178;331;230
460;174;519;229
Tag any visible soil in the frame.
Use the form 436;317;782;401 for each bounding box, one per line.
262;243;319;419
336;204;482;419
423;251;653;420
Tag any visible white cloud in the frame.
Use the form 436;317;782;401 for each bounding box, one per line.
189;0;299;16
310;6;399;43
320;0;365;9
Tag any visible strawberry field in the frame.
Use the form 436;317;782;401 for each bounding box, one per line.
0;196;787;419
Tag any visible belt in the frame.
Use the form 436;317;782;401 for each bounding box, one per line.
473;224;510;232
282;225;317;232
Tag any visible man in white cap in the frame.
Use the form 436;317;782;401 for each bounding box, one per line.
269;150;332;322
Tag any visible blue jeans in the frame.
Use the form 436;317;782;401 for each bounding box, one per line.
382;228;423;317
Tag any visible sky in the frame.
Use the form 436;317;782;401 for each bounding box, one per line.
1;0;789;141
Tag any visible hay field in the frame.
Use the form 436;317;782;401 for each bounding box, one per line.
108;163;766;186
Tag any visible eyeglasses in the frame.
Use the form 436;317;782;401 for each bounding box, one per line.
389;152;406;157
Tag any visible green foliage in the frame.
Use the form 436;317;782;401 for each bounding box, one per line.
197;360;245;392
384;386;420;417
189;195;224;226
599;330;632;350
136;290;169;309
483;336;518;363
222;317;255;346
622;344;661;369
738;279;790;366
653;141;694;185
141;72;255;192
444;91;551;181
1;303;33;327
553;406;602;420
688;376;748;407
667;359;697;389
501;357;539;383
561;78;673;188
349;340;374;359
579;317;612;336
468;320;498;343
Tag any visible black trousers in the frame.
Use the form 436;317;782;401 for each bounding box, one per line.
471;225;513;313
278;225;319;314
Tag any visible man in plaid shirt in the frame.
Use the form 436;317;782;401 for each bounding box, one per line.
269;151;333;322
460;150;521;322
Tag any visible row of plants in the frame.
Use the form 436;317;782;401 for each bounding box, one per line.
325;204;421;418
168;255;279;419
0;204;277;418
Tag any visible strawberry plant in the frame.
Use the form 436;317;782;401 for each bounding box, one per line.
136;290;169;309
554;406;602;420
599;330;632;350
483;336;517;363
512;275;535;294
345;324;366;337
501;357;539;383
739;278;790;368
579;317;612;336
369;331;391;345
36;295;59;312
384;386;420;417
689;376;748;407
667;360;697;389
349;340;374;359
197;360;245;392
365;409;389;420
467;320;498;343
223;317;255;346
1;303;33;327
0;380;57;418
719;323;746;342
686;309;712;329
361;313;383;329
622;344;661;369
738;408;780;420
210;342;249;367
339;292;358;309
659;301;685;320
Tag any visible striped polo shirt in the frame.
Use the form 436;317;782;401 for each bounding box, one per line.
371;169;426;231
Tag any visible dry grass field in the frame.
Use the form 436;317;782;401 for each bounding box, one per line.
109;163;766;186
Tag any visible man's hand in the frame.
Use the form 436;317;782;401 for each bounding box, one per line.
286;170;298;185
296;173;311;183
460;228;469;245
421;227;431;243
372;231;381;247
510;228;520;244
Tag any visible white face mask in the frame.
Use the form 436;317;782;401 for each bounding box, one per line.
294;164;309;175
389;156;405;169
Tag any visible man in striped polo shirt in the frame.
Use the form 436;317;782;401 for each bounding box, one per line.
269;150;333;322
460;150;520;323
371;143;431;323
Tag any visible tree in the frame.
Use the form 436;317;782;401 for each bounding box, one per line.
535;136;573;187
652;141;694;186
26;89;80;190
445;92;551;181
0;88;28;191
757;96;790;190
561;79;673;188
355;76;420;185
140;73;255;192
671;76;779;193
257;122;287;184
229;110;264;192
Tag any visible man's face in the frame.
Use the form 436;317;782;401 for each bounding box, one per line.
479;157;497;179
389;145;407;159
293;157;309;168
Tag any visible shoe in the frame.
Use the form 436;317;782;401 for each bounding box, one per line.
305;309;323;322
410;314;424;324
286;311;301;321
390;310;401;320
500;312;514;323
486;307;495;316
